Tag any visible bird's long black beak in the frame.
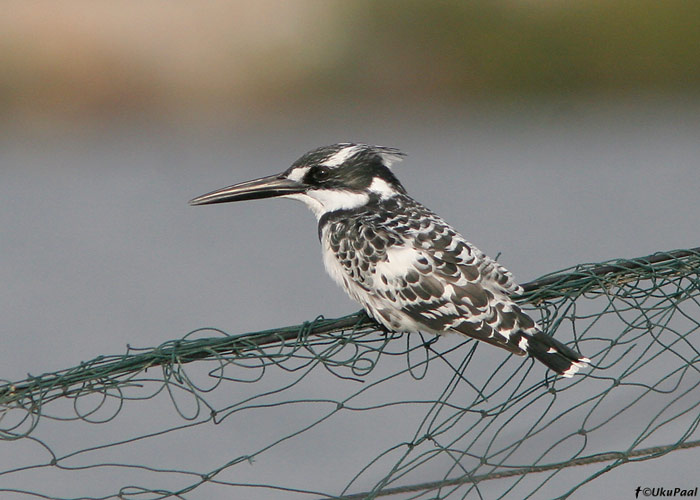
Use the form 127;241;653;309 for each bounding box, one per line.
189;174;305;206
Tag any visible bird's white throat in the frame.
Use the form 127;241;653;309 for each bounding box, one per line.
283;177;399;219
284;190;370;219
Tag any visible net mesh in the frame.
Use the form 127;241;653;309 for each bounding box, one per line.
2;247;699;499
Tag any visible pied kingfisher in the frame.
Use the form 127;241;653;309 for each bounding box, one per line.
190;143;589;377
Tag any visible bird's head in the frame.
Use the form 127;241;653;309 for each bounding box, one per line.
189;143;407;218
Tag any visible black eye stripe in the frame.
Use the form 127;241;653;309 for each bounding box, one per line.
305;166;332;184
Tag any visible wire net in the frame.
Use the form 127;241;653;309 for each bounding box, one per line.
2;247;699;499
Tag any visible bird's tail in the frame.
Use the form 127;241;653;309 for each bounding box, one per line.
520;331;590;378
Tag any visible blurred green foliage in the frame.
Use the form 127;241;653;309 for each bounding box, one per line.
1;0;698;118
341;0;700;96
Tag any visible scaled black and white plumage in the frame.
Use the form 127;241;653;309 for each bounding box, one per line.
190;143;590;377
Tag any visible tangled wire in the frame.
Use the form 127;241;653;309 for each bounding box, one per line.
2;247;699;499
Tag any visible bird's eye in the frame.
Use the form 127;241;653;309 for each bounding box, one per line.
313;166;331;181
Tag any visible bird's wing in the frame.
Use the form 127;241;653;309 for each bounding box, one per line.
407;221;532;353
328;209;533;354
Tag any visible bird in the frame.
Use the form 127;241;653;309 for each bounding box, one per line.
190;143;590;377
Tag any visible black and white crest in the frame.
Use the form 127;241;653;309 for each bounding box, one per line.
293;143;406;170
190;143;590;377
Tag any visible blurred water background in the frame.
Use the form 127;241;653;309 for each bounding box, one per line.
2;1;699;499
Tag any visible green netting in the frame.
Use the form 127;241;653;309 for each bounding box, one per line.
1;247;699;499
